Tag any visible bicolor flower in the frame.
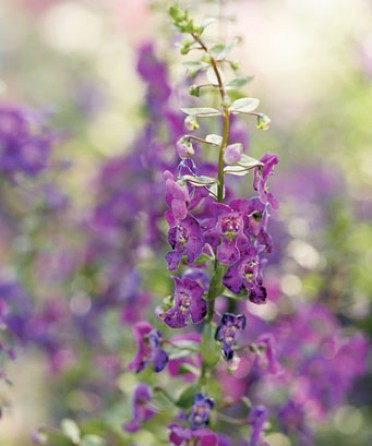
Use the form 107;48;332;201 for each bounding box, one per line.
128;322;168;373
163;277;207;328
123;383;155;433
215;313;246;361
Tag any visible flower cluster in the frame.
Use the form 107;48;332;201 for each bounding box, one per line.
0;104;55;179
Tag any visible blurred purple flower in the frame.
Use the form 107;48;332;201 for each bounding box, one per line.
253;153;279;210
128;322;168;373
123;383;155;433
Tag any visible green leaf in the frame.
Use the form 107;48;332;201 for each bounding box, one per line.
176;384;198;409
224;154;262;176
229;97;260;113
210;38;241;61
167;339;200;360
205;134;223;146
227;76;254;88
182;175;217;186
183;61;209;77
194;252;215;265
223;166;252;176
238;154;263;169
81;435;106;446
181;107;221;117
61;419;80;444
206;66;225;86
201;324;220;368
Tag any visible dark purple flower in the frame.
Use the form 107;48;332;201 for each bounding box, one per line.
166;215;205;271
189;393;215;429
215;313;246;361
204;202;249;265
123;383;155;433
168;424;218;446
223;245;267;303
128;322;168;373
163;277;207;328
253;153;279;209
248;405;269;446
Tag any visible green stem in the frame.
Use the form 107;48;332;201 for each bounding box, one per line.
217;108;230;202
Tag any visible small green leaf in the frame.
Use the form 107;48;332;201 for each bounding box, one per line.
229;97;260;113
183;61;209;76
81;435;106;446
201;324;221;368
227;76;254;88
224;166;251;176
181;107;221;117
61;419;80;444
238;154;263;169
205;134;223;146
210;38;241;61
176;384;198;409
206;66;225;86
182;175;217;186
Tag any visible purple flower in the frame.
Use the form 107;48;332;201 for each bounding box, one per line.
163;277;207;328
253;153;279;209
0;104;54;178
128;322;168;373
164;170;190;226
166;215;205;271
123;383;155;433
278;401;312;446
168;424;218;446
204;202;249;265
215;313;246;361
248;405;269;446
223;245;267;303
256;334;280;374
189;393;215;429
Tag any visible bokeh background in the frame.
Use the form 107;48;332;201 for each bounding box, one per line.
0;0;371;445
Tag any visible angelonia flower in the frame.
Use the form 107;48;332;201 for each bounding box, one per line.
0;104;55;178
168;393;216;445
248;405;269;446
215;313;246;361
123;383;155;433
128;322;168;373
161;276;207;329
188;393;215;429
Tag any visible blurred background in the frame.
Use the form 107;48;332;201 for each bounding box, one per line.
0;0;371;445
